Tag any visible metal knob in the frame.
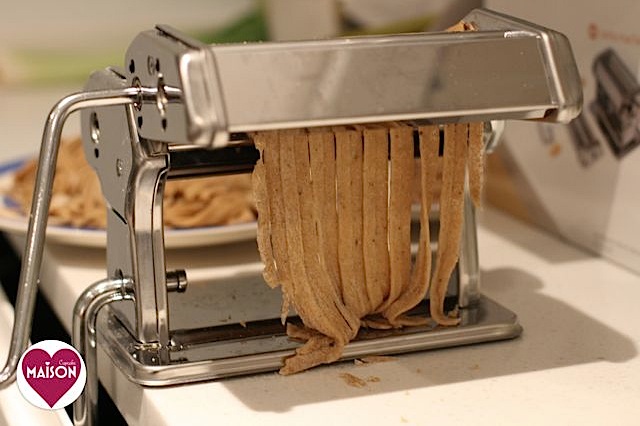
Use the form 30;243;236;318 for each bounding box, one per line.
166;270;187;293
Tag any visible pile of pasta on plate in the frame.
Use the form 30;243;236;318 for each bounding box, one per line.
9;137;257;229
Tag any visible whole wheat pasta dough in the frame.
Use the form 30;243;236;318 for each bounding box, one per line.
377;124;414;312
362;126;390;312
253;122;485;374
382;125;440;326
335;127;370;318
308;129;341;298
10;138;105;228
429;123;468;326
277;130;358;375
252;132;278;286
467;122;485;207
9;137;257;229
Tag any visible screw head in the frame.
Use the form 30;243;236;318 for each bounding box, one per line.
116;159;124;177
147;56;156;75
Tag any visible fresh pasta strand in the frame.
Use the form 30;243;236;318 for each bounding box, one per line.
362;126;390;312
335;127;370;318
467;122;485;207
376;124;414;312
277;129;358;375
382;125;439;326
429;123;468;326
252;132;278;286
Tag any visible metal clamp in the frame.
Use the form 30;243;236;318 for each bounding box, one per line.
72;277;135;426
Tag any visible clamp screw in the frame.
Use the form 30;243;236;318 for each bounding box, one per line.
166;270;187;293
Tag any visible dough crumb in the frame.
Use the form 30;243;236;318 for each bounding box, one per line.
358;355;395;364
339;372;367;388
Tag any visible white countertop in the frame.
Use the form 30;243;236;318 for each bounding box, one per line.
3;208;638;426
0;87;639;425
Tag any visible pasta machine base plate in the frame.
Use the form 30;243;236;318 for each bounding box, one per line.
97;295;521;386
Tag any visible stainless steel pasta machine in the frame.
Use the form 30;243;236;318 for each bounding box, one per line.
0;8;582;426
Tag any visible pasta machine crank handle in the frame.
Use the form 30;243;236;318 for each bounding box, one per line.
0;88;140;388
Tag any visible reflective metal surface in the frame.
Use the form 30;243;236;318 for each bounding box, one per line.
99;296;520;386
0;88;138;389
82;68;174;347
72;277;134;426
458;194;480;308
125;8;582;148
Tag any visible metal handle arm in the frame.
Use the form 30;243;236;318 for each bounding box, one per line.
0;88;138;387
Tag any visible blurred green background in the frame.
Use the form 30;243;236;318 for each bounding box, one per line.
0;0;478;87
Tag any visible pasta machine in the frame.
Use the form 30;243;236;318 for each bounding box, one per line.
0;8;581;425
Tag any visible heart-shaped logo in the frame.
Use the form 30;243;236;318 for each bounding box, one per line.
17;340;86;410
21;348;80;407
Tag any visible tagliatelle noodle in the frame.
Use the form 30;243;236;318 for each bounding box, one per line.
254;122;485;374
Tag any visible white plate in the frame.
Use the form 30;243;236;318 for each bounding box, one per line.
0;158;257;249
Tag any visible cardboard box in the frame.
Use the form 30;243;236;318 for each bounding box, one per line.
484;1;640;274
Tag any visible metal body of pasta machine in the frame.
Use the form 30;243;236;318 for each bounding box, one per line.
0;9;582;426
